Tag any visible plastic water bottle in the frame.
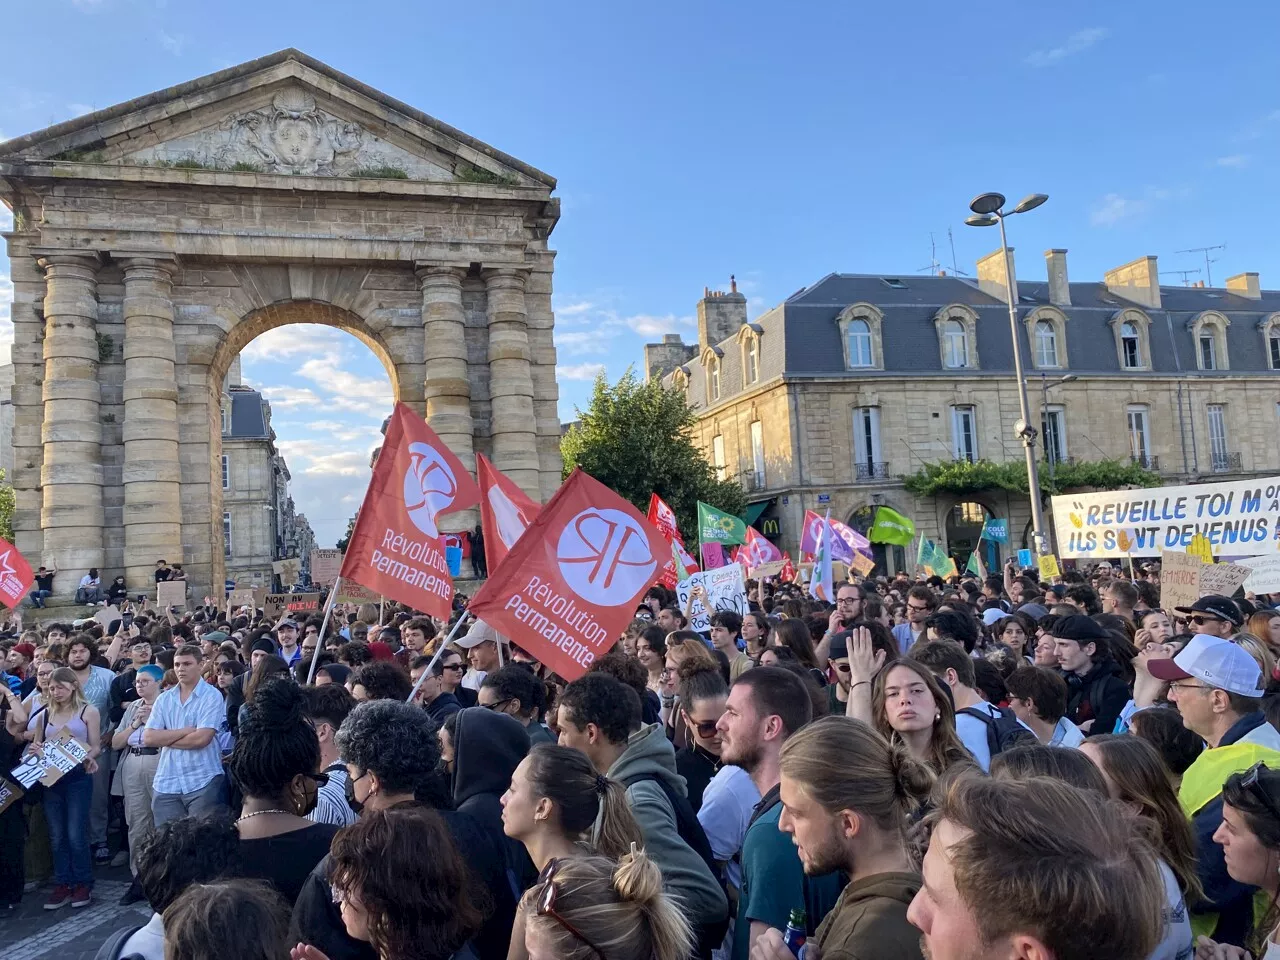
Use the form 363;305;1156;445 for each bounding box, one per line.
783;907;807;957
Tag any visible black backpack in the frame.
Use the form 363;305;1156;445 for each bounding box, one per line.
958;705;1038;758
619;771;720;883
92;925;144;960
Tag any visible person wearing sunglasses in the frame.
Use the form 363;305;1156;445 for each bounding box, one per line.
1149;635;1280;948
479;664;556;745
522;849;692;960
1174;596;1245;640
228;677;340;904
672;660;729;812
1193;763;1280;960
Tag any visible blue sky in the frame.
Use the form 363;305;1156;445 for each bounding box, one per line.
3;0;1280;545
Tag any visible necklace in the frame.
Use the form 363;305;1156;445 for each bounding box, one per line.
235;809;294;823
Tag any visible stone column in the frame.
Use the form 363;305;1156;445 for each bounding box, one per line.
416;265;476;469
120;257;184;588
483;268;540;497
39;253;105;594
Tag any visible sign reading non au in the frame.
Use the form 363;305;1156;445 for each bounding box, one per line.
263;592;321;619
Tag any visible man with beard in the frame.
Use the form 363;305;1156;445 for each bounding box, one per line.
750;716;927;960
717;667;844;960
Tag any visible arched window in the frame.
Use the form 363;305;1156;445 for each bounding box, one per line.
943;320;969;368
1121;321;1141;369
708;358;721;403
1034;320;1059;368
744;335;760;383
847;319;873;368
1191;313;1231;371
1271;328;1280;370
221;399;232;435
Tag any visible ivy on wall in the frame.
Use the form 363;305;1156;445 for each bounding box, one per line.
902;458;1162;498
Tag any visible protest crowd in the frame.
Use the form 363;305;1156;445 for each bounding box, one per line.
3;408;1280;960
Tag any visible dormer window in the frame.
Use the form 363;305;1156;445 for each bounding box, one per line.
933;305;980;370
836;303;884;371
1190;312;1231;372
943;320;969;369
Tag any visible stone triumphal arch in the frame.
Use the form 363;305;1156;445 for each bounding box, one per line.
0;49;562;601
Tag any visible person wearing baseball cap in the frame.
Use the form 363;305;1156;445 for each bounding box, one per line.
455;619;508;691
1173;595;1243;640
1149;635;1280;946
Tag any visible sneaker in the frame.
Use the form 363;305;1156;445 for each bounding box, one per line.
110;849;129;868
23;880;38;893
44;885;71;910
70;884;91;908
118;879;145;906
92;844;111;864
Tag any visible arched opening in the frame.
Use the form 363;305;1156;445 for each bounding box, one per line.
208;303;398;590
945;500;998;573
849;505;907;576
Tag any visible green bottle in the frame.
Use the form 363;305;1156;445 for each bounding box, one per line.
783;907;807;956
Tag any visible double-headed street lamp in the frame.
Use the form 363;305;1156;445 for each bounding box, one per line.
965;192;1051;556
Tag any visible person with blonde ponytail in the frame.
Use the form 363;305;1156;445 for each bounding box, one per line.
522;848;693;960
751;716;929;960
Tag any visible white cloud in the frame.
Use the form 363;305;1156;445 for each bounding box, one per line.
1216;154;1250;168
302;452;373;477
621;313;693;337
241;324;349;362
158;30;186;56
260;386;324;410
553;299;597;318
554;330;605;355
0;271;12;364
1090;193;1142;227
556;362;606;381
1025;27;1110;67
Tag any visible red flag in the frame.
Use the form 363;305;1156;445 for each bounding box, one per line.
468;469;668;681
647;494;682;543
338;403;481;619
0;538;34;608
743;526;783;568
780;552;796;583
477;454;541;573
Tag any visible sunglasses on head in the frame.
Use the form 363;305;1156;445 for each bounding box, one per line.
534;859;605;958
1240;762;1280;824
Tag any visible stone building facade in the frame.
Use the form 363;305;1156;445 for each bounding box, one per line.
0;50;561;602
647;254;1280;572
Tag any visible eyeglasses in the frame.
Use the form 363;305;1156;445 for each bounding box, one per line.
1240;763;1280;824
1169;681;1211;693
1190;615;1225;626
837;597;860;606
833;662;852;674
441;662;464;672
690;718;720;738
483;698;514;712
535;859;605;958
907;603;932;613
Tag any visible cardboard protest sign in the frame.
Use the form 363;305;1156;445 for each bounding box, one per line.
9;753;44;790
1240;554;1280;594
752;560;786;579
10;733;92;790
226;587;263;615
156;580;187;610
94;606;122;630
310;549;344;587
0;536;35;609
1160;551;1203;613
851;552;876;578
1052;476;1280;559
1198;561;1251;598
677;563;749;633
263;593;321;619
1038;554;1061;579
273;557;302;585
468;469;668;681
339;403;481;620
0;776;22;816
335;581;381;605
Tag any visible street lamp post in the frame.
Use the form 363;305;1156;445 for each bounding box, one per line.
965;192;1051;555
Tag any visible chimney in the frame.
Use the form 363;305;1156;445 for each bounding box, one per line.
1045;249;1071;306
1226;272;1261;299
643;334;698;382
697;277;748;349
976;247;1016;303
1104;255;1161;309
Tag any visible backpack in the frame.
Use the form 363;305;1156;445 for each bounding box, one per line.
619;771;720;884
958;705;1038;758
92;925;143;960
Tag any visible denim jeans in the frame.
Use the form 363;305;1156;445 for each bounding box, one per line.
29;589;51;608
45;767;93;887
152;773;229;828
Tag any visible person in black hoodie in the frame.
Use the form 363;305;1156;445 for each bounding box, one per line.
1052;615;1131;737
451;706;536;893
410;655;462;721
290;700;514;960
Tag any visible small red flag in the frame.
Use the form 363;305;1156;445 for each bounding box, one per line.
468;470;668;681
477;453;541;573
338;403;481;620
647;494;699;588
0;538;34;608
780;552;796;583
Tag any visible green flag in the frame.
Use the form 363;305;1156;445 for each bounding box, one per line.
868;506;915;546
697;501;748;545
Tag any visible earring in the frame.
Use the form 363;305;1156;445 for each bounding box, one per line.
935;712;941;721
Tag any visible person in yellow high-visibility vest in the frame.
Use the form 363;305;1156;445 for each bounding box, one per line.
1150;633;1280;947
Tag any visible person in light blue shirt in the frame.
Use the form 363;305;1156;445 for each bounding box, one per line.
892;586;936;654
1006;665;1086;748
144;644;229;826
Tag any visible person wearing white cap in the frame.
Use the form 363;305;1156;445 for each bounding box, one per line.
454;618;508;691
1149;635;1280;947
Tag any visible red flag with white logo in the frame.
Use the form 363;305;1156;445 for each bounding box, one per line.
477;453;541;573
0;538;34;608
468;469;668;681
744;526;783;569
648;494;699;588
338;403;481;619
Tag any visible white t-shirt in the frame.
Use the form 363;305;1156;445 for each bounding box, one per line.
1147;859;1192;960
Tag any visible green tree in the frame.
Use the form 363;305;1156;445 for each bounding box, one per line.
335;514;356;553
561;369;746;538
0;469;13;543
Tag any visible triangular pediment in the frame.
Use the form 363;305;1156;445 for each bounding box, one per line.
0;49;554;188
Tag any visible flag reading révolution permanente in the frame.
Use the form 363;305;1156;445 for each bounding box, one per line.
339;403;481;620
477;453;541;575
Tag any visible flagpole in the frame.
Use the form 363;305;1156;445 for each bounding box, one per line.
405;612;472;703
305;577;342;685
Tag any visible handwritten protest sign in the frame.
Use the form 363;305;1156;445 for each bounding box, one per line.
1240;554;1280;594
263;593;321;619
751;560;786;579
0;776;21;815
677;563;748;633
10;732;91;791
310;550;343;586
226;587;264;616
850;553;875;578
1038;554;1061;579
336;581;380;605
1052;477;1280;559
273;557;302;585
94;606;122;630
1161;551;1204;612
156;580;187;610
1199;561;1252;598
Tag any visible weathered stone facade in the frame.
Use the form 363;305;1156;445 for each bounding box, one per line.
0;49;562;601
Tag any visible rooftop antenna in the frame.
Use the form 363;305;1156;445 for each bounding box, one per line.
947;227;971;277
916;233;943;275
1160;268;1201;287
1176;243;1226;286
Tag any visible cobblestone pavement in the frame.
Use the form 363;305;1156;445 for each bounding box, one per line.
2;864;151;960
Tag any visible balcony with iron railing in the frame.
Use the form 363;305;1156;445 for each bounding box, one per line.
1131;454;1160;471
855;462;891;482
1211;451;1242;474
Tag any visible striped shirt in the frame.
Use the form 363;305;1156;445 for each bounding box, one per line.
146;678;226;795
308;762;358;828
